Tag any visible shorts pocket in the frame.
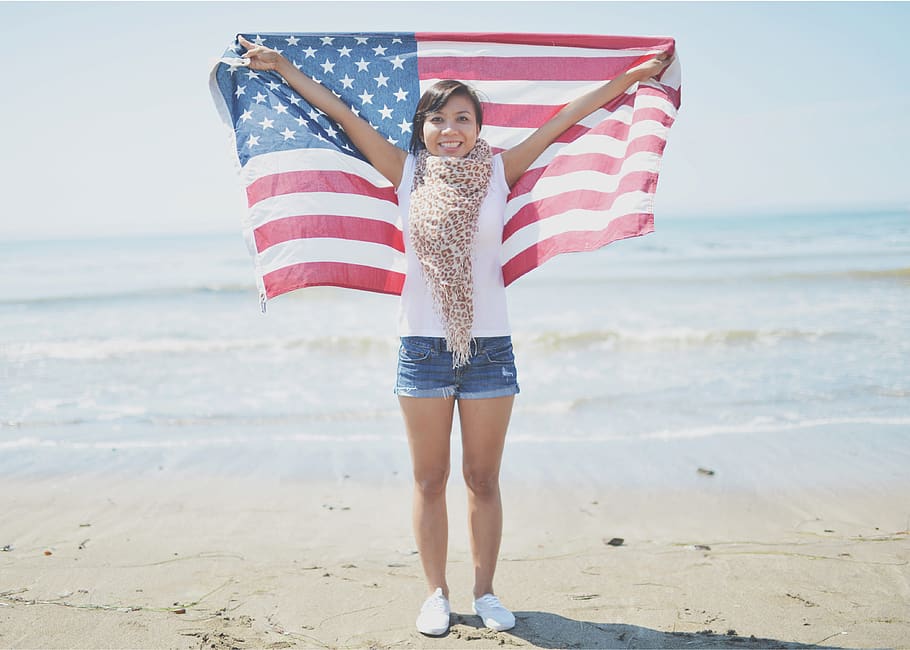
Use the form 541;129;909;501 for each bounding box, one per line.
399;338;433;362
483;341;515;364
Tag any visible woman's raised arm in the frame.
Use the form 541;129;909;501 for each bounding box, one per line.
501;53;673;189
238;35;408;187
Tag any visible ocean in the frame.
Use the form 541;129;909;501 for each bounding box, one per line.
2;210;908;488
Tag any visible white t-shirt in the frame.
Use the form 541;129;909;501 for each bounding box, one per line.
396;152;512;338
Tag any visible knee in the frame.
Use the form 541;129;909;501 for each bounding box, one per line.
462;466;500;498
414;466;449;498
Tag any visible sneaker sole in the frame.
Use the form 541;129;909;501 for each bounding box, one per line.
472;608;515;632
417;624;450;636
479;619;514;632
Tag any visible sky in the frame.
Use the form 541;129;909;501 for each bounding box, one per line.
2;1;908;241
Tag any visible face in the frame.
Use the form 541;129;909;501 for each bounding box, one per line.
421;94;480;157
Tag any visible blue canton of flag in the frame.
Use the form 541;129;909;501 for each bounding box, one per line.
213;33;420;166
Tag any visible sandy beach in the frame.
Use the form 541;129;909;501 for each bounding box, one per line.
2;469;908;649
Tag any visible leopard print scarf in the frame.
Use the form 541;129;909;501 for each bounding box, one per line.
409;139;493;367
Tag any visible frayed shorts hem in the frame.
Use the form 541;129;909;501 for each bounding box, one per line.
393;384;520;400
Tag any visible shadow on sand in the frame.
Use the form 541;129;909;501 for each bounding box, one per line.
446;610;846;649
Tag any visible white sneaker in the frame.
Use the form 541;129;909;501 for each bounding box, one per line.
472;593;515;631
416;587;451;636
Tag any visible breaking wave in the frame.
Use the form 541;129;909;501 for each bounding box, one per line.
2;325;867;361
521;327;862;351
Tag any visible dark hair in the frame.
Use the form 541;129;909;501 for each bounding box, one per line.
408;80;484;154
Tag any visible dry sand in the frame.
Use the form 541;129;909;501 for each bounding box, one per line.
1;473;908;649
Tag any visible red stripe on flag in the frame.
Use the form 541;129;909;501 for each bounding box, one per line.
246;170;398;208
508;134;669;199
489;123;595;151
502;213;655;286
552;123;589;145
503;171;660;241
628;106;677;128
416;32;675;52
481;102;563;129
418;55;645;82
263;261;405;298
253;214;405;254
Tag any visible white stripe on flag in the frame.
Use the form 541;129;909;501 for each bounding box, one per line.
257;237;406;276
240;148;394;187
248;192;401;231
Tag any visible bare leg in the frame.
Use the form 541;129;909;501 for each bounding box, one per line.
398;396;456;597
458;395;514;598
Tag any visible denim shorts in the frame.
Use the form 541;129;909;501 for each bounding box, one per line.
394;336;520;400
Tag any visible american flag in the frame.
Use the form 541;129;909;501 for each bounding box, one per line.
209;32;681;307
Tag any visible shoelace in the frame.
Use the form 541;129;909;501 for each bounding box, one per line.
423;593;448;613
475;594;504;609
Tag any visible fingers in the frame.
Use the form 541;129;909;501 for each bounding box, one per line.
237;35;265;60
238;42;269;71
235;35;281;72
648;53;673;77
650;47;674;64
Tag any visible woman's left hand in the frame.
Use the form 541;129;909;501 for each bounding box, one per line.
627;53;674;82
238;35;287;72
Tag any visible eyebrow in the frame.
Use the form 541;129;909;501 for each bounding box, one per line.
429;109;473;115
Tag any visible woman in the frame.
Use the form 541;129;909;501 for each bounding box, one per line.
239;34;670;636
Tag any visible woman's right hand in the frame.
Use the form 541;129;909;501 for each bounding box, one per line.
238;35;286;72
626;53;674;83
